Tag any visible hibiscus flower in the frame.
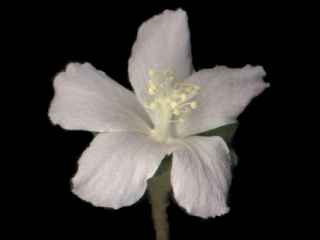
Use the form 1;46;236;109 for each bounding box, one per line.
49;9;269;219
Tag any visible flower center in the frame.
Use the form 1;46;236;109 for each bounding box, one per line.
145;69;200;143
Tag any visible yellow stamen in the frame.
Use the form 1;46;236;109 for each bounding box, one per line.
145;69;200;142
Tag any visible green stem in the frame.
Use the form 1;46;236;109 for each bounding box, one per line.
148;156;172;240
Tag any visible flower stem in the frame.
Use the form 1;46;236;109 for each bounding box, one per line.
148;156;172;240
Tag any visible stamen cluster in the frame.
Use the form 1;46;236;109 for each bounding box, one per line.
145;69;200;142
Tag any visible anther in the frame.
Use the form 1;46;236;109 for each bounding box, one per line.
169;101;178;109
190;101;198;109
148;69;155;77
148;88;156;95
180;94;187;101
173;109;181;116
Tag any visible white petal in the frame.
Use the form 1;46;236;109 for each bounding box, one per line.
128;9;193;104
177;65;269;137
72;132;173;209
49;62;151;133
171;136;232;218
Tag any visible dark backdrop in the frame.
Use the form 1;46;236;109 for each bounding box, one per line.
31;2;293;239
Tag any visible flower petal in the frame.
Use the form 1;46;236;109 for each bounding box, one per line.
49;62;151;133
72;132;173;209
128;9;193;104
177;65;269;137
171;136;232;218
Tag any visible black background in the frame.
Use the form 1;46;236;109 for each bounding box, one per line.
27;1;299;239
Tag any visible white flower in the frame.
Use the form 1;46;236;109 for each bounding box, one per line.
49;9;269;218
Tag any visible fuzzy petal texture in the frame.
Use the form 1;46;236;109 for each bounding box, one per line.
177;65;270;137
128;9;193;105
171;136;232;218
49;62;151;133
72;132;173;209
